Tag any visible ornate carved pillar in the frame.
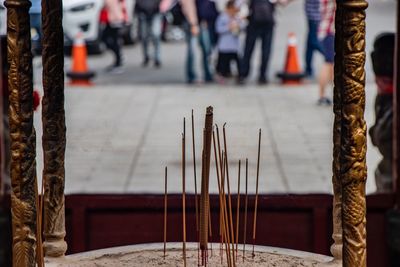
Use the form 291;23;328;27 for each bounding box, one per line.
334;0;368;266
5;0;38;266
41;0;68;257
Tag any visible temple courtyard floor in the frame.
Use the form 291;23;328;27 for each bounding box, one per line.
33;82;380;195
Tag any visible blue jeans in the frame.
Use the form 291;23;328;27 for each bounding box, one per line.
184;22;213;83
139;13;162;62
240;22;274;81
305;19;324;76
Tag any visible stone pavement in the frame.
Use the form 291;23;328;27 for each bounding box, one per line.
33;83;379;195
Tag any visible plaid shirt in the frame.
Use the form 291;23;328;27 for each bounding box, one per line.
305;0;320;21
318;0;335;39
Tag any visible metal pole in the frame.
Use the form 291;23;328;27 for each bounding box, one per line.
5;0;38;265
41;0;67;257
334;0;368;266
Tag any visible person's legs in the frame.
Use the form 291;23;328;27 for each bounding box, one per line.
198;23;213;82
240;24;258;80
151;14;162;66
184;23;197;83
233;53;240;77
216;52;231;77
139;13;150;65
318;34;334;104
318;63;333;99
103;24;122;68
305;19;318;76
259;24;274;83
111;26;122;67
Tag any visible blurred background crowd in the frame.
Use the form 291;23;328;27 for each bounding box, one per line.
0;0;337;98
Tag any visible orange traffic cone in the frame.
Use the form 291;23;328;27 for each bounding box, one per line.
277;32;305;85
67;32;95;86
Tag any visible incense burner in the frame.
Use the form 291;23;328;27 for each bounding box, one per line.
46;243;340;267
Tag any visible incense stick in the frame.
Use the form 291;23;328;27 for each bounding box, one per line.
192;110;201;267
208;198;213;257
36;177;45;267
243;159;249;262
252;129;262;257
213;131;224;264
222;125;235;263
224;151;236;267
221;152;233;267
164;166;168;259
212;131;231;267
191;110;199;233
182;119;187;267
235;160;241;262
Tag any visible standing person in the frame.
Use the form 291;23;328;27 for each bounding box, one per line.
317;0;335;105
135;0;163;67
215;0;245;83
369;33;395;192
304;0;324;78
184;0;218;84
239;0;277;85
102;0;125;73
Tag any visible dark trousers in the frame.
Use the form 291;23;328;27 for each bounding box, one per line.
240;22;274;80
216;52;239;77
102;24;122;66
305;19;324;76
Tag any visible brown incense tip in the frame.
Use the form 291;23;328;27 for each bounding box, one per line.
206;106;213;115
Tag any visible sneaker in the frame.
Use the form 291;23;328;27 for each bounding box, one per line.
324;97;332;105
317;97;332;105
237;76;246;85
258;77;269;85
154;60;162;68
108;65;124;74
142;58;149;67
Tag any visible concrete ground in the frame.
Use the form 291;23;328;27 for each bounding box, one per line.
31;0;395;195
34;83;379;195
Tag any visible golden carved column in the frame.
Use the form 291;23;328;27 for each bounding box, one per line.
334;0;368;266
41;0;68;257
5;0;38;266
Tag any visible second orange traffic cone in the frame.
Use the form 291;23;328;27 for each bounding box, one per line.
67;32;95;86
276;32;305;85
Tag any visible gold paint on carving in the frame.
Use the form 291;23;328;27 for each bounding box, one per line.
5;0;38;266
334;1;368;266
41;0;68;257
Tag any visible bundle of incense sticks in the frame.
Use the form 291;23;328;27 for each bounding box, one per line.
199;107;213;265
162;107;263;267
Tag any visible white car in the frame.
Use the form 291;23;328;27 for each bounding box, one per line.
63;0;138;54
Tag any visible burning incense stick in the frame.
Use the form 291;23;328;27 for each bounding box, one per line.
182;119;187;267
164;166;168;259
191;110;199;233
243;159;249;262
252;129;262;257
235;160;241;261
222;125;235;262
200;107;213;265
